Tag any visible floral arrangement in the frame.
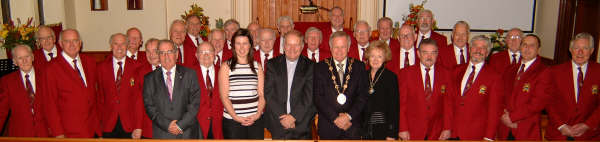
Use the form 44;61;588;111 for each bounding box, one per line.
1;18;37;50
401;0;437;29
489;29;506;54
181;4;210;37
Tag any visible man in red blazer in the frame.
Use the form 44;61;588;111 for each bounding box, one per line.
33;26;61;67
0;45;49;137
274;16;293;55
223;19;240;52
398;39;453;140
41;29;101;138
169;20;197;67
97;33;143;138
545;33;600;141
488;28;523;72
498;35;550;140
247;22;261;51
439;21;469;69
126;27;146;64
255;28;281;71
348;21;371;62
386;25;420;75
302;27;331;63
374;17;401;50
415;9;447;50
209;29;232;66
135;38;161;138
450;35;502;140
320;7;354;53
193;42;224;139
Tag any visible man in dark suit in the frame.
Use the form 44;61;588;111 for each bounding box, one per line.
254;28;281;71
450;35;502;141
415;9;447;50
398;39;453;140
439;21;470;69
126;27;146;64
33;26;61;67
545;33;600;141
302;27;331;63
387;25;420;75
488;28;523;72
265;30;315;139
192;42;224;139
314;31;368;139
41;29;101;138
135;38;161;138
143;40;202;139
208;29;232;66
98;33;143;138
0;44;49;137
348;21;371;62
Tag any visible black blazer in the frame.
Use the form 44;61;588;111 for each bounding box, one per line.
264;55;315;139
143;65;202;139
362;67;399;139
314;58;368;139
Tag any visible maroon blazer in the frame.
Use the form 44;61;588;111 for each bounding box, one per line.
348;38;375;62
320;26;353;53
134;63;159;138
216;48;233;66
415;31;448;50
385;46;420;76
438;43;469;69
450;63;502;140
545;61;600;140
498;57;549;140
191;65;224;139
131;51;147;65
488;50;520;73
41;54;101;138
33;47;62;68
272;36;284;55
253;49;281;73
0;69;49;137
179;35;199;67
97;57;143;133
301;45;331;62
398;64;454;140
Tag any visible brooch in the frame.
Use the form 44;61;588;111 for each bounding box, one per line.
479;85;487;95
130;78;135;87
593;85;598;95
441;85;446;94
522;83;530;93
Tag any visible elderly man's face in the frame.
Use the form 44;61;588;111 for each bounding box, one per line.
469;40;490;64
354;23;370;45
569;38;594;65
127;29;142;52
330;9;344;28
248;24;260;42
59;30;82;58
506;30;522;52
224;23;239;41
186;17;202;36
196;43;215;67
418;44;438;67
209;31;226;52
377;20;392;40
284;35;302;61
111;35;128;59
36;28;55;51
158;43;178;69
170;23;186;45
13;47;34;72
398;26;416;49
330;36;349;62
259;31;275;53
520;36;539;62
278;20;293;36
145;41;160;65
234;36;251;59
417;12;433;33
305;31;321;51
452;24;469;48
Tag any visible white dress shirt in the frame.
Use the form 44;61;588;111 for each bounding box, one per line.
162;66;177;88
200;65;215;88
454;45;468;64
177;44;184;63
400;47;416;69
62;52;88;86
279;37;285;54
358;43;369;61
20;68;36;93
460;61;484;95
43;46;58;61
520;57;536;73
307;48;320;62
113;57;126;80
126;51;138;60
572;61;587;103
508;50;521;63
420;63;435;89
260;50;274;69
151;64;161;70
286;58;298;113
227;40;232;50
417;31;432;48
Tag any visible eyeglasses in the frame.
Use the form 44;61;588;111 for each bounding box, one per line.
508;35;521;40
158;49;178;55
37;36;54;41
198;50;213;55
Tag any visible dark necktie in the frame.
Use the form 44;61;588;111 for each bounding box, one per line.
177;48;183;63
404;51;410;68
206;69;213;96
116;61;123;91
48;53;54;61
577;67;583;103
264;53;270;68
361;48;367;62
511;54;517;64
516;63;525;80
196;37;201;47
215;55;221;66
424;67;432;100
131;55;136;60
73;59;85;86
419;35;426;48
311;52;316;62
463;65;476;96
459;49;465;65
155;65;160;70
25;74;35;103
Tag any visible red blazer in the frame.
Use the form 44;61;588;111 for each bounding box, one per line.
131;51;147;65
134;63;158;138
398;64;454;140
253;49;281;72
348;38;375;61
301;45;331;62
451;63;502;140
179;35;199;67
41;54;101;138
545;61;600;140
33;47;62;68
216;49;233;66
385;46;420;76
488;50;520;73
272;36;284;55
97;57;143;133
191;65;224;139
415;30;448;50
438;43;469;69
0;69;49;137
497;57;549;140
320;26;353;53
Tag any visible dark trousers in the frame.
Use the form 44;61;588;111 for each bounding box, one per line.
223;117;264;139
207;120;214;139
364;123;391;140
102;117;131;138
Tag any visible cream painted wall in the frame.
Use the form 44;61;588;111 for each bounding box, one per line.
534;0;559;59
42;0;65;24
9;0;39;25
165;0;232;31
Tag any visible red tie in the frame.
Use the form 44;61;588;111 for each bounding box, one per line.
463;65;476;95
311;52;317;62
206;69;213;96
177;47;183;63
511;54;517;65
516;63;525;80
116;61;123;91
424;67;432;100
577;67;584;103
361;48;367;62
264;53;270;67
25;74;35;104
403;52;410;68
215;55;221;66
459;49;465;65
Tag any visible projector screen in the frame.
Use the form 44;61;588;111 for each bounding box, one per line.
384;0;536;32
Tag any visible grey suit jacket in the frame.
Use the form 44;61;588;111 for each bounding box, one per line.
143;65;202;139
264;55;316;139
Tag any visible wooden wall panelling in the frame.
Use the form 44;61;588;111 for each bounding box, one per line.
252;0;357;31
